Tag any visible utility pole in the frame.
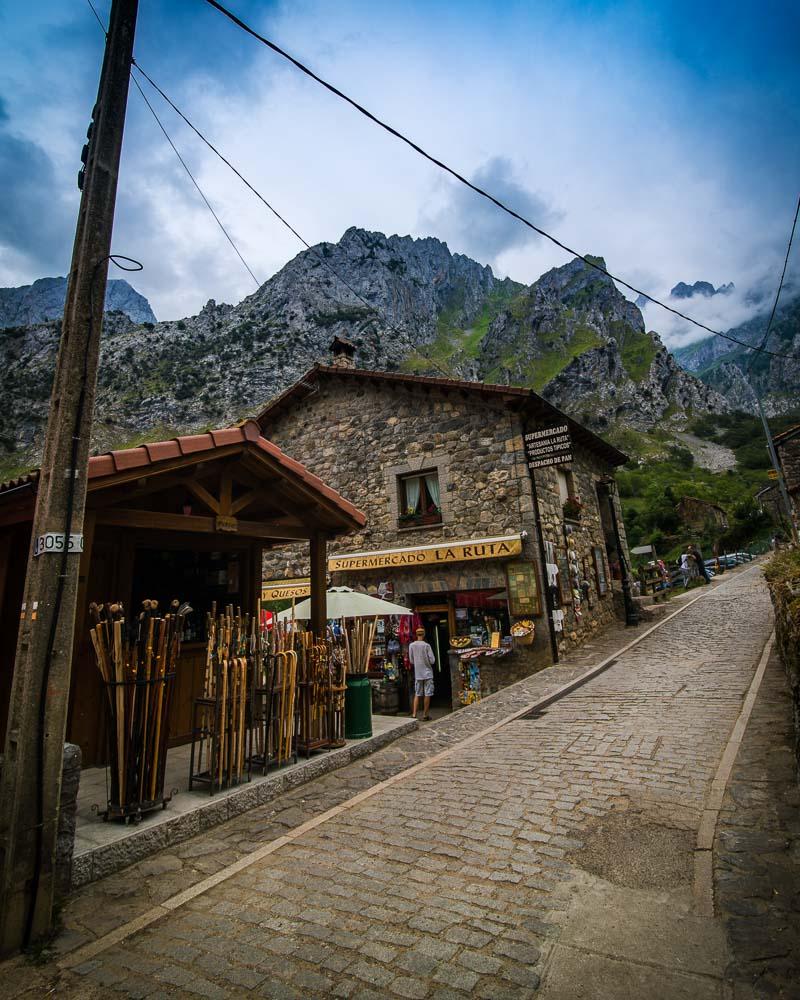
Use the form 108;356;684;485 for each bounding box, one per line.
752;387;798;546
0;0;138;954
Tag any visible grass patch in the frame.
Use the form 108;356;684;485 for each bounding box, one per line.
614;322;657;381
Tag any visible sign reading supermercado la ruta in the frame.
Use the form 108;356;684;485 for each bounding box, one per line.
523;423;573;470
328;534;524;573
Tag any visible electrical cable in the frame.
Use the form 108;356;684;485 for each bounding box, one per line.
204;0;800;363
130;73;260;287
131;62;455;378
88;0;259;287
746;193;799;371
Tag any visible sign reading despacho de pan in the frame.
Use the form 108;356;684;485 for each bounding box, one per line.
524;423;573;470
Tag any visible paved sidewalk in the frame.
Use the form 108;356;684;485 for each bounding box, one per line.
714;645;800;997
3;562;785;998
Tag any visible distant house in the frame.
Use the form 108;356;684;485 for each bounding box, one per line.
755;485;784;525
676;496;729;532
773;423;800;523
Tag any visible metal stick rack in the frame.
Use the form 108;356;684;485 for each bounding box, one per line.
100;672;176;823
249;652;300;774
189;655;252;795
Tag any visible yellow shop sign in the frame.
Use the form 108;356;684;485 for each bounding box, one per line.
328;534;523;573
262;578;311;601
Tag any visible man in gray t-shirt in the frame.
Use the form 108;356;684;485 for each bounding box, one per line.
409;627;435;721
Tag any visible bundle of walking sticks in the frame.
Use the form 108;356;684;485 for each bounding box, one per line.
196;605;254;787
341;616;379;674
88;599;190;818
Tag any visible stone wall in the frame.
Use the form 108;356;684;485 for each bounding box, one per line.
764;550;800;779
261;375;627;662
56;742;81;899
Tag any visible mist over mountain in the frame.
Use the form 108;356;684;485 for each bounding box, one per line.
673;293;800;413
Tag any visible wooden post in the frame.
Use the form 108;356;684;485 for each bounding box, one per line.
309;533;327;640
0;0;138;954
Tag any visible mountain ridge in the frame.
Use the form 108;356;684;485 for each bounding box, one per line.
0;228;731;476
0;276;157;328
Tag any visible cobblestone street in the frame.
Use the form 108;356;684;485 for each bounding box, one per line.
5;563;797;999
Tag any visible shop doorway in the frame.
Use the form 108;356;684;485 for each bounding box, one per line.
417;604;453;706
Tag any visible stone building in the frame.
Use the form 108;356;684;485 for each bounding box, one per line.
676;495;729;532
774;423;800;524
257;348;630;706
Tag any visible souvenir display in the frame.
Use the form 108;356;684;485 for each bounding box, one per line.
88;599;190;821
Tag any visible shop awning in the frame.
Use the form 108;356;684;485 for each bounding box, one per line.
277;587;411;621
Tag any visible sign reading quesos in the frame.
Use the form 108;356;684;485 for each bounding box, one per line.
262;580;311;601
524;423;572;470
328;535;522;573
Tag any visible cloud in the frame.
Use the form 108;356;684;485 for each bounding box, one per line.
0;0;797;332
419;157;562;266
0;97;75;277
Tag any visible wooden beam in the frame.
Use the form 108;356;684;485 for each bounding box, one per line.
236;518;311;540
239;451;339;525
95;507;313;540
184;480;221;514
219;473;233;516
229;489;258;516
97;508;216;533
309;531;328;640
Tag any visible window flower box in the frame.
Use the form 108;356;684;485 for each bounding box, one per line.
398;508;442;528
562;496;583;522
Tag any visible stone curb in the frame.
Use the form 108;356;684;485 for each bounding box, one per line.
71;718;418;889
693;630;776;917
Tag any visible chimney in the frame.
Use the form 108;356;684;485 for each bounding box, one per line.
329;335;356;369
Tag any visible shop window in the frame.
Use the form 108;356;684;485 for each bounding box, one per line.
556;468;573;503
398;470;442;527
558;468;582;521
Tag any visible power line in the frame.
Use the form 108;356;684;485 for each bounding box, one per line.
87;0;259;287
131;62;454;378
204;0;800;363
747;193;800;370
130;73;260;286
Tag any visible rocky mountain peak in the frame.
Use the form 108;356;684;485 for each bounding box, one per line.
0;230;732;474
670;279;734;299
0;276;156;328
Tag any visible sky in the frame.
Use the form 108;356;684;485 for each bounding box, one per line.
0;0;798;348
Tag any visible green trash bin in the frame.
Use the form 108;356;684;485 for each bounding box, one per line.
345;673;373;739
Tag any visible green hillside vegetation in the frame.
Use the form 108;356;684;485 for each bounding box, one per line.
617;409;800;562
402;281;521;374
614;323;658;381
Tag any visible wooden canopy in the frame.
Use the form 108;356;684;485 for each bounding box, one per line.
0;420;364;761
0;419;365;538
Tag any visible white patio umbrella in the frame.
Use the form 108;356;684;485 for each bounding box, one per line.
276;586;411;621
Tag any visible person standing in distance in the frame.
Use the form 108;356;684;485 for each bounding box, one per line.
409;627;435;721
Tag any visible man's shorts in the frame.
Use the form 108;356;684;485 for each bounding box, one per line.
415;678;434;697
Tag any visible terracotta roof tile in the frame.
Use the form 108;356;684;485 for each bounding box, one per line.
210;427;244;447
110;447;149;472
89;455;115;478
144;441;181;463
177;433;215;455
1;421;365;531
